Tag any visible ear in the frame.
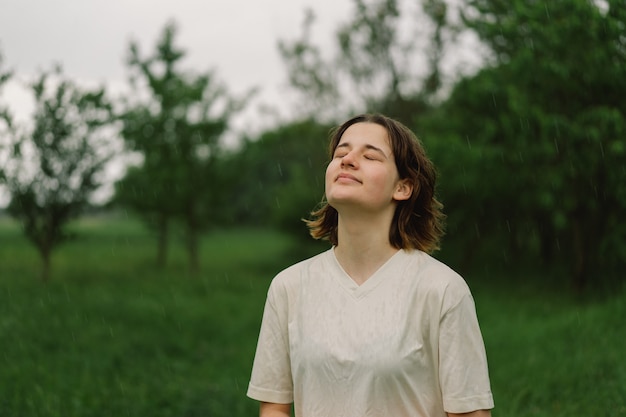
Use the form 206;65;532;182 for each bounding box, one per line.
393;179;413;201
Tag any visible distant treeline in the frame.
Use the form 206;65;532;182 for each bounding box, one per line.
0;0;624;292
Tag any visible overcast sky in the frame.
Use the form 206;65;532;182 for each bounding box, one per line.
0;0;357;206
0;0;353;130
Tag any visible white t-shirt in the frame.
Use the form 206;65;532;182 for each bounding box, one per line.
247;248;494;416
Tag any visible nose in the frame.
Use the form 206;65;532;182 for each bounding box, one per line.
340;150;357;168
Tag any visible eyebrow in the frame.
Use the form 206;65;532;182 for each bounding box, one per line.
336;142;389;159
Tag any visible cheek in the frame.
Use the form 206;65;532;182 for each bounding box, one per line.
324;163;334;191
373;169;398;192
325;160;343;195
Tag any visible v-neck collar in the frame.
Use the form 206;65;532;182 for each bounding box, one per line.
326;247;407;300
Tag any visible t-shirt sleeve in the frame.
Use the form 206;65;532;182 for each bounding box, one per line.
247;278;294;404
438;285;494;413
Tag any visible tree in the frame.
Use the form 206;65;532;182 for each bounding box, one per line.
116;21;247;274
227;120;329;226
223;119;331;258
278;0;453;124
431;0;626;290
0;66;115;282
0;52;13;205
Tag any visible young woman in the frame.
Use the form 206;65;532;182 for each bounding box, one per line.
247;114;494;417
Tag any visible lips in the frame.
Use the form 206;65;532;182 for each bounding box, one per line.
336;173;361;183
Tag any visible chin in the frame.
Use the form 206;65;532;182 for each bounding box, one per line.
327;196;361;208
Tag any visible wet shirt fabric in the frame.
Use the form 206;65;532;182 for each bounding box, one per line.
247;248;494;417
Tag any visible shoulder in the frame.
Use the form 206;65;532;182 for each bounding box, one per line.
402;249;473;309
403;249;466;287
266;249;331;297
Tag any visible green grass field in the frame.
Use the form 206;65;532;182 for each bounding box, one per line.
1;215;624;416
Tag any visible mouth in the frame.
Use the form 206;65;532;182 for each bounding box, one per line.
336;173;361;183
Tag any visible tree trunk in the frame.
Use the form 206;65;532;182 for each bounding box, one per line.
571;218;587;294
156;213;169;268
187;227;199;276
186;207;200;276
40;247;51;283
536;214;555;266
571;202;606;295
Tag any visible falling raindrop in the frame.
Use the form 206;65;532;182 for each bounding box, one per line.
553;118;561;137
553;137;560;154
599;141;605;158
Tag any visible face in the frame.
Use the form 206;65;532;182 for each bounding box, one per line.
325;122;412;213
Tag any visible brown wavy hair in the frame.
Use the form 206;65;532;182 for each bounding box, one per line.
304;113;446;254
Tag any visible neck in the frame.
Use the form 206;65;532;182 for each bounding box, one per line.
333;209;399;285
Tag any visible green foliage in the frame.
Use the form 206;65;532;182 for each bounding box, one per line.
0;216;625;416
277;9;340;116
223;119;334;258
278;0;447;123
335;0;404;105
116;21;249;272
0;66;115;281
425;0;626;289
226;119;330;244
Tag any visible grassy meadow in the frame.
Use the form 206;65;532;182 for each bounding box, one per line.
0;215;624;416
